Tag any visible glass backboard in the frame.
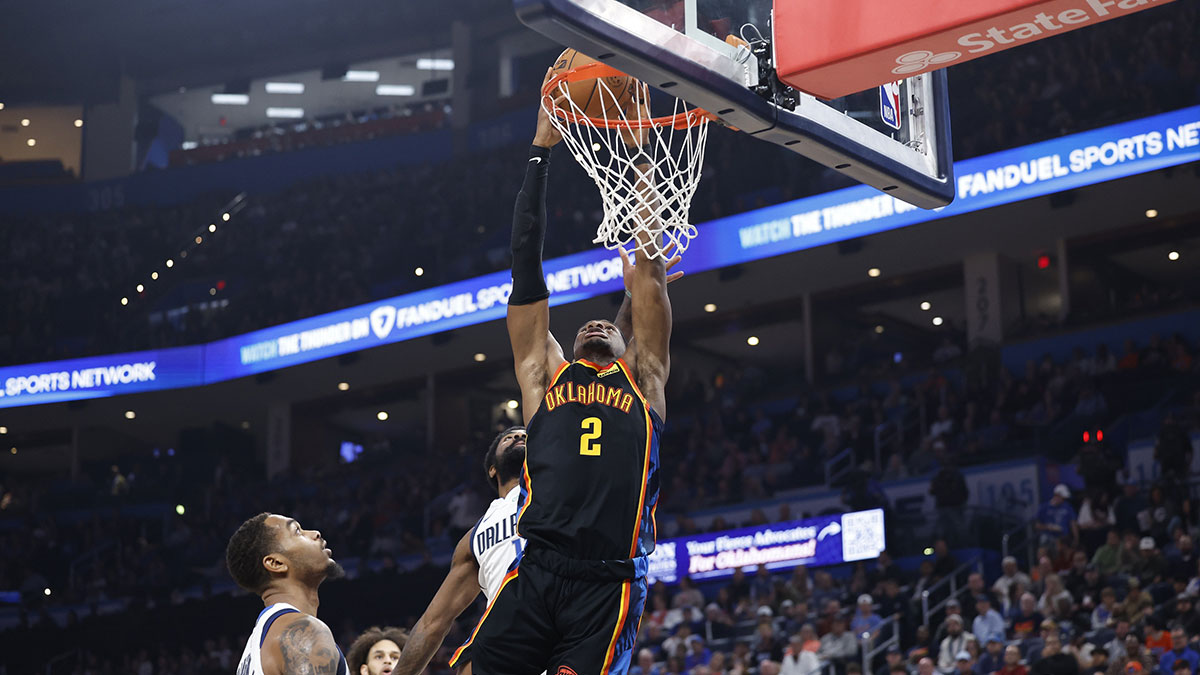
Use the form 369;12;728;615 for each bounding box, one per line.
514;0;954;208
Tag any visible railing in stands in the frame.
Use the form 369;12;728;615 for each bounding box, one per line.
825;448;855;487
862;614;902;675
920;555;985;627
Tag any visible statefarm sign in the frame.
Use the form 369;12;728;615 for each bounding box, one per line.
775;0;1176;99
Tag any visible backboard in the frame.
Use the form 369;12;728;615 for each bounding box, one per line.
514;0;955;208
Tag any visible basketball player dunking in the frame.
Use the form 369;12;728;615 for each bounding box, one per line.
227;512;348;675
454;78;674;675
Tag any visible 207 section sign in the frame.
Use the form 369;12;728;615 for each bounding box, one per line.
646;509;886;585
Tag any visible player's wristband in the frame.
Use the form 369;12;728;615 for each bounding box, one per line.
510;147;552;306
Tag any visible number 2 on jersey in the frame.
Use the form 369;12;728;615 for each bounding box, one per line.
579;416;602;456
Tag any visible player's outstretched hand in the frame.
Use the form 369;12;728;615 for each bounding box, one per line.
534;68;566;149
621;243;682;292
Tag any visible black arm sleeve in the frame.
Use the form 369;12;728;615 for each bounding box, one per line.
509;145;552;306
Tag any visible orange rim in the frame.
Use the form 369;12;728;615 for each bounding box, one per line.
541;62;717;131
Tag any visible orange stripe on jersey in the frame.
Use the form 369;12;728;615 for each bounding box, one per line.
449;568;520;667
616;359;646;403
549;360;571;385
517;452;534;526
600;581;632;675
617;359;654;558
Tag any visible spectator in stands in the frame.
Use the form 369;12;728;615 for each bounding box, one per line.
1092;587;1118;629
686;635;713;669
918;657;937;675
938;615;975;674
818;616;858;665
1165;595;1200;637
782;633;821;675
1037;485;1080;551
956;651;977;675
1039;575;1073;617
676;576;705;610
853;594;883;641
700;602;735;642
631;648;661;675
1159;628;1199;675
1144;618;1172;654
1087;648;1110;675
1106;621;1132;661
974;596;1005;643
1134;538;1166;588
1116;479;1149;535
931;462;970;546
1072;384;1109;422
999;645;1029;675
1032;635;1079;675
798;624;822;653
1174;660;1196;675
995;556;1034;605
1094;530;1135;577
1120;576;1154;625
978;636;1006;675
878;646;907;675
1167;536;1197;582
1012;592;1046;639
933;540;960;579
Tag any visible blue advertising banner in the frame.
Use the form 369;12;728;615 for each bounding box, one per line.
3;106;1198;407
0;346;206;408
646;508;886;585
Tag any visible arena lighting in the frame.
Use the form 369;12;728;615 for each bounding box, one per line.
867;267;881;278
175;504;186;516
124;410;136;420
120;297;128;306
74;119;83;128
211;93;250;105
195;236;203;244
1146;209;1158;218
43;588;51;597
1097;429;1104;442
0;103;5;110
747;336;760;346
266;107;305;119
592;142;602;152
25;139;35;147
265;82;305;94
343;70;380;82
136;284;144;293
0;427;5;434
20;118;29;126
375;84;415;96
1037;255;1051;269
923;547;934;555
151;272;159;280
1083;430;1090;443
222;213;230;221
414;267;424;277
703;303;717;313
874;325;884;334
8;447;14;455
416;58;454;71
506;400;520;410
932;316;944;326
208;224;216;233
337;382;350;391
181;141;198;150
240;421;250;429
919;301;931;311
474;353;487;362
165;259;174;268
376;411;389;421
209;288;217;296
1168;251;1180;261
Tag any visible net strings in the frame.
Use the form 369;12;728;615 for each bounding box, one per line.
544;78;709;261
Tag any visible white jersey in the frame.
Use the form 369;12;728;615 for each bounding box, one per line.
471;486;524;601
236;602;348;675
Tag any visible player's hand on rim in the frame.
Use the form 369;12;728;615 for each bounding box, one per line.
534;67;568;148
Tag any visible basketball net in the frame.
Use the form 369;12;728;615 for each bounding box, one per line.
543;71;711;261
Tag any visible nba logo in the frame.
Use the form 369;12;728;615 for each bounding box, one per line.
879;81;902;130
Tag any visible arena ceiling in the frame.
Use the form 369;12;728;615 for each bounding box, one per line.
0;0;502;104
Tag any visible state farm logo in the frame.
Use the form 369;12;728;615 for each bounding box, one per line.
369;306;396;339
891;49;962;75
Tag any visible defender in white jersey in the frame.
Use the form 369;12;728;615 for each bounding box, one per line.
227;512;348;675
391;427;528;675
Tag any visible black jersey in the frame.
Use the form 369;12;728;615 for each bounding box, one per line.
517;358;662;561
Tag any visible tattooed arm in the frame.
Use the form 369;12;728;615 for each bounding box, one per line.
261;614;343;675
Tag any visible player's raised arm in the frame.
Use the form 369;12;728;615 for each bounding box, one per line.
391;532;482;675
614;246;683;375
629;232;672;422
508;71;567;424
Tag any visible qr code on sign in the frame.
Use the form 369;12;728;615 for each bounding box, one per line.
841;509;886;562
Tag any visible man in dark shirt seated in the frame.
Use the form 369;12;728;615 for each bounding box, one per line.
1031;636;1079;675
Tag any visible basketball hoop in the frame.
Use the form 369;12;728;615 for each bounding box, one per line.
542;63;715;261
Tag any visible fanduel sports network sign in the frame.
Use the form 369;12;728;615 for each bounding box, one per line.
775;0;1176;99
646;509;886;586
1;106;1198;408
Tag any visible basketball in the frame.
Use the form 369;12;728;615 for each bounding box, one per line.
550;48;637;121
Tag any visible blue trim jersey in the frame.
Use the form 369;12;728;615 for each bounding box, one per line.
517;358;662;561
237;603;347;675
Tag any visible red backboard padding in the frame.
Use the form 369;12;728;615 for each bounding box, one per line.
774;0;1176;100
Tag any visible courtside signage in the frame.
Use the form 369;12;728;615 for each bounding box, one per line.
2;107;1197;407
646;509;886;585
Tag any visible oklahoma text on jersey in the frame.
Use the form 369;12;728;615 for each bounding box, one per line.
541;364;635;415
